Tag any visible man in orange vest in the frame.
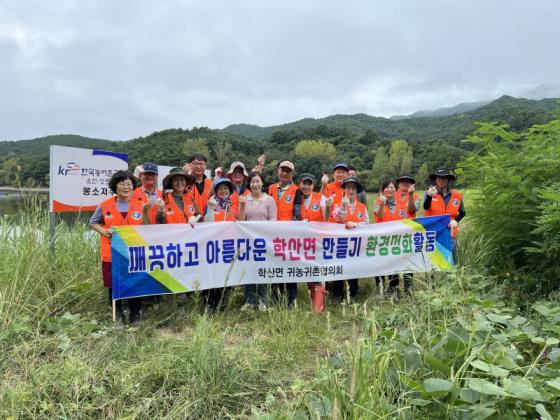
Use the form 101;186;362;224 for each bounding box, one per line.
320;162;349;204
424;167;465;261
132;162;164;224
187;154;213;218
268;160;301;308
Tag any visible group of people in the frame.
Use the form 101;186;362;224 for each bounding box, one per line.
89;154;465;322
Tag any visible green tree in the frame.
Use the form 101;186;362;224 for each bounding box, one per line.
460;117;560;293
182;138;211;164
214;140;233;169
387;139;413;176
294;139;336;160
415;163;429;189
367;147;390;191
293;139;336;178
0;155;21;186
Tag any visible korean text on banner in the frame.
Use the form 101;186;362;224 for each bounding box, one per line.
111;215;453;300
49;145;128;212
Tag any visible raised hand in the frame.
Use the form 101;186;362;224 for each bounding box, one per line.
427;186;438;197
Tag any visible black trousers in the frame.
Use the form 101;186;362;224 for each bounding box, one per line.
330;279;359;299
108;288;142;322
271;283;297;307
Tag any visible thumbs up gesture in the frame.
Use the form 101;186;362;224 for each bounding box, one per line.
207;195;217;208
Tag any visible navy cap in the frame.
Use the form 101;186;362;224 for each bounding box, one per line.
142;162;158;175
333;162;349;172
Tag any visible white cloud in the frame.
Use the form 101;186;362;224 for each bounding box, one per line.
1;0;559;139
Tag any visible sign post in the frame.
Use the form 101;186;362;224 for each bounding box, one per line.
49;145;129;296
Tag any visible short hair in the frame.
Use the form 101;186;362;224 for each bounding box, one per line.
109;170;137;195
188;154;208;163
348;165;356;171
380;178;396;192
246;171;266;190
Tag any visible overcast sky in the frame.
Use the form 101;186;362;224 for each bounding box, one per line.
2;0;559;140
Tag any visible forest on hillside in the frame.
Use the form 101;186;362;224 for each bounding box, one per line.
0;95;558;190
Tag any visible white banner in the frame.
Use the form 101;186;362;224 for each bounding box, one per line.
49;145;128;212
111;217;454;299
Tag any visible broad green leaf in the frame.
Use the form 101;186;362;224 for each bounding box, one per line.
467;378;507;396
470;360;490;372
470;360;508;377
409;398;431;407
468;406;496;419
459;388;481;403
486;313;511;324
545;337;559;346
535;404;553;420
424;353;451;376
545;378;560;392
423;378;453;396
503;378;544;401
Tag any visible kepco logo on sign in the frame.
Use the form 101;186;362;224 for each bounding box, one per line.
57;162;81;176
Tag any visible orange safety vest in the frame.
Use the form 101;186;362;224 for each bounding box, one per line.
164;193;196;224
268;183;299;221
425;190;462;237
300;192;325;221
192;177;213;215
396;190;419;218
211;207;237;222
131;187;163;224
374;197;409;223
231;189;250;209
326;181;344;204
100;197;144;262
331;201;368;224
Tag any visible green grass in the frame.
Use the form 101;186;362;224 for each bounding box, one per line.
1;202;559;418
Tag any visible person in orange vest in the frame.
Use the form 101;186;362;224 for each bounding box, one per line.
89;170;146;323
268;160;301;308
202;178;238;313
424;167;465;261
330;176;369;302
159;167;198;225
320;162;349;204
132;162;164;224
187;154;213;218
226;161;250;209
297;173;328;313
348;165;369;208
238;172;278;311
395;173;420;218
374;179;410;223
374;178;414;294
